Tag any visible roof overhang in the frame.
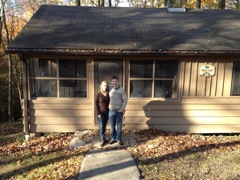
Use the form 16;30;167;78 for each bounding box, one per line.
6;48;240;58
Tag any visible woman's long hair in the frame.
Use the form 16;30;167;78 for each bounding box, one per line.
99;81;108;93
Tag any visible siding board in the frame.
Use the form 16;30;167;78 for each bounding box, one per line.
128;104;240;110
126;110;240;117
29;117;90;124
181;98;240;103
125;117;240;125
223;62;233;96
191;61;198;96
197;61;206;96
146;125;240;133
211;61;218;96
29;110;92;116
183;61;191;96
30;104;92;109
124;124;149;129
216;61;225;96
30;124;93;132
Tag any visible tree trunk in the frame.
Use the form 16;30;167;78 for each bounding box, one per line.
219;0;225;9
197;0;201;8
150;0;154;7
2;0;13;122
13;60;23;111
100;0;104;6
0;16;2;46
76;0;81;6
8;55;13;122
1;96;5;121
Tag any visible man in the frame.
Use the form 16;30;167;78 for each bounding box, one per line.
108;76;127;145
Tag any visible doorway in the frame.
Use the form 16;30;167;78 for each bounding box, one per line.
94;59;123;123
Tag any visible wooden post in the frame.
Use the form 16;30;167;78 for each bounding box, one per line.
20;55;29;139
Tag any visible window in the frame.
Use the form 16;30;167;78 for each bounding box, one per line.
130;60;178;98
231;61;240;96
29;58;87;98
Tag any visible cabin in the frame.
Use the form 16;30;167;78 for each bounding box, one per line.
7;5;240;134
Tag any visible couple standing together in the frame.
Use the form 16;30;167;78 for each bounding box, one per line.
95;76;127;147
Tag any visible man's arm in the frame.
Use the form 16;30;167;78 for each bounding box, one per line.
120;89;127;112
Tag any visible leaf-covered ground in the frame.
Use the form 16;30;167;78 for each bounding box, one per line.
0;122;240;179
0;122;91;179
128;129;240;180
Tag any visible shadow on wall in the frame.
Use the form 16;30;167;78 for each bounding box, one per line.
143;100;240;134
143;100;190;133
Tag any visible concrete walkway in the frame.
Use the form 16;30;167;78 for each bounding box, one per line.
69;130;141;180
78;149;141;180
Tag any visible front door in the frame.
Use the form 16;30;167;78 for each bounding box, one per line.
94;59;123;123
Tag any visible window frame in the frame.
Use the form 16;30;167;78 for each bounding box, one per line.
128;59;179;99
28;58;87;98
231;61;240;96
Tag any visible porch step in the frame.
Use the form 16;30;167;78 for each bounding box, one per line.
69;129;139;149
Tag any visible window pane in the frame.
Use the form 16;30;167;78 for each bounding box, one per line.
30;80;57;97
95;60;122;84
29;59;57;77
130;80;152;98
60;80;77;87
154;80;174;98
231;61;240;96
60;80;86;97
59;59;86;78
130;60;153;78
155;60;178;78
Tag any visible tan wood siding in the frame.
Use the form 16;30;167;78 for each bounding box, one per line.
29;117;91;124
135;125;240;133
180;58;234;97
124;98;240;133
29;109;93;116
125;117;240;125
28;99;93;132
29;124;93;132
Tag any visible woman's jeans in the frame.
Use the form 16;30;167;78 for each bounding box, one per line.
109;110;123;141
98;111;108;141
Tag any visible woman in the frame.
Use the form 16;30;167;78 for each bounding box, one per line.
94;81;110;147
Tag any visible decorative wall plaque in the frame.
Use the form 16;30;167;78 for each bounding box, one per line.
200;65;215;78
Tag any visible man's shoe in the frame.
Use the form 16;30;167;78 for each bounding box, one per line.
117;140;124;145
109;140;117;144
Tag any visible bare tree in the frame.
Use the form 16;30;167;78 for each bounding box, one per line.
100;0;104;6
1;0;13;122
76;0;81;6
197;0;201;8
219;0;225;9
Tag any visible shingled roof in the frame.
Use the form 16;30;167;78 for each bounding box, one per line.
7;5;240;55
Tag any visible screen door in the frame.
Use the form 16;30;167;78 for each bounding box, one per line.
94;59;123;123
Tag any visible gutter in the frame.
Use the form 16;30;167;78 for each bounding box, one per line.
6;48;240;57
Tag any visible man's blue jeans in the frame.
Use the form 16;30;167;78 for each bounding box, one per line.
98;111;108;141
109;110;123;141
